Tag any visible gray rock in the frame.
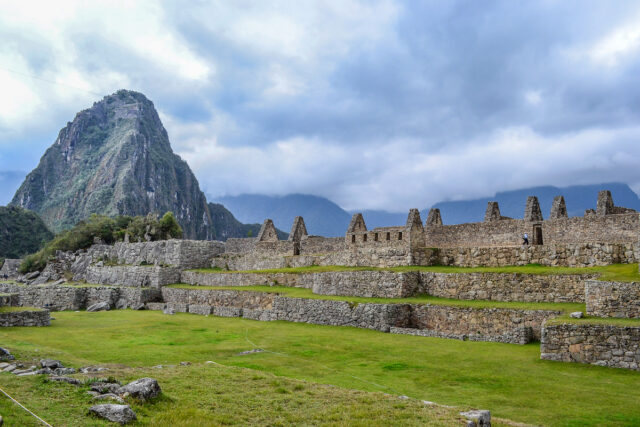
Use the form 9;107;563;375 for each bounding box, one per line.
37;368;53;375
0;348;14;361
80;366;108;373
40;359;64;369
17;371;37;376
87;301;111;312
163;307;175;315
49;376;81;386
91;382;121;394
570;311;584;319
460;410;491;426
236;349;264;356
86;391;100;397
93;393;125;404
0;362;9;369
117;377;161;401
89;404;137;424
54;367;77;375
2;364;17;372
25;271;40;280
51;278;67;286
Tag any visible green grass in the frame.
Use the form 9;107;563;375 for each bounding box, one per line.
167;284;585;313
547;315;640;327
0;310;639;426
0;306;43;313
190;263;640;281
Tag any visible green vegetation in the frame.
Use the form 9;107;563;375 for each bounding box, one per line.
0;206;53;260
0;310;638;426
547;314;640;327
168;284;585;313
0;306;43;313
192;263;640;281
20;212;182;273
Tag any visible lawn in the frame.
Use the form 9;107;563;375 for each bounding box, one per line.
1;310;639;426
167;284;586;313
191;263;640;282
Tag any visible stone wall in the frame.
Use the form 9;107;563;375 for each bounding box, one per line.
300;236;346;254
425;213;639;248
408;305;560;342
83;265;181;288
0;283;161;311
420;272;592;303
541;323;640;370
585;280;640;318
181;270;303;288
160;287;559;343
309;271;420;298
0;309;50;327
103;240;224;268
437;243;638;267
0;259;21;279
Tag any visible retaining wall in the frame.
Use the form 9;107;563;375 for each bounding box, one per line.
541;323;640;370
585;281;640;318
0;283;161;311
0;309;50;327
181;271;303;288
159;287;559;343
83;265;181;288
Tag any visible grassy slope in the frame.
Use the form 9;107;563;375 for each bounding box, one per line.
0;310;639;426
167;284;585;313
191;263;640;282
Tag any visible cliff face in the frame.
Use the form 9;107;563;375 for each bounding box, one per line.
11;90;214;239
0;206;53;259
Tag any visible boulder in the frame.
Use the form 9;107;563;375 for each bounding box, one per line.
89;404;137;425
54;367;77;375
117;377;161;401
570;311;584;319
0;348;15;361
460;410;491;426
91;382;121;394
87;302;111;312
40;359;64;369
163;307;175;315
25;271;40;280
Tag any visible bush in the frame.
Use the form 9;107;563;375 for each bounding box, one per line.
19;212;182;273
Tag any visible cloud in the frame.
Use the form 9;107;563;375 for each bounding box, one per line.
1;1;640;210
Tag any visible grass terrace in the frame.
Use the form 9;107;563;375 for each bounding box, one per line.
0;306;43;313
167;284;585;313
547;315;640;327
190;263;640;282
0;310;639;426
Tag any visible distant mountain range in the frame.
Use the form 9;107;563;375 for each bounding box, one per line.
216;183;640;236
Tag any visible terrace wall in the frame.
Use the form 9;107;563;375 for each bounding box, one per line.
83;265;182;288
585;280;640;318
0;309;50;327
541;323;640;370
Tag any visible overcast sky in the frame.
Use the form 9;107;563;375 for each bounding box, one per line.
1;1;640;211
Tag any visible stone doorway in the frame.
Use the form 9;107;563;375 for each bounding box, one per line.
532;224;543;245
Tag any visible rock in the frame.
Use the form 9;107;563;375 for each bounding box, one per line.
37;368;54;375
570;311;584;319
25;271;40;280
80;366;108;373
92;382;121;394
0;363;9;369
17;371;37;377
86;391;100;397
87;301;111;312
89;404;137;424
236;349;264;356
163;307;175;315
54;367;77;375
0;348;14;361
117;378;161;401
93;393;125;404
41;359;64;369
2;364;17;372
460;409;491;426
12;369;32;375
50;376;81;386
179;361;191;366
51;278;67;286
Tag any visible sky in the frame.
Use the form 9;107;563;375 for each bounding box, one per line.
1;0;640;211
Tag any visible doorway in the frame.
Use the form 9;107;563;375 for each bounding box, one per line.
533;225;543;245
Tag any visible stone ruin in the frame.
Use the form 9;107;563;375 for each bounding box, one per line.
1;188;638;370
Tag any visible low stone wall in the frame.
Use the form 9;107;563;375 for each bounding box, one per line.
420;272;591;303
180;271;303;288
409;305;560;342
160;287;559;343
541;323;640;370
585;281;640;318
0;293;19;306
0;309;50;327
0;283;161;311
161;287;275;309
309;271;420;298
437;243;638;267
83;265;181;288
